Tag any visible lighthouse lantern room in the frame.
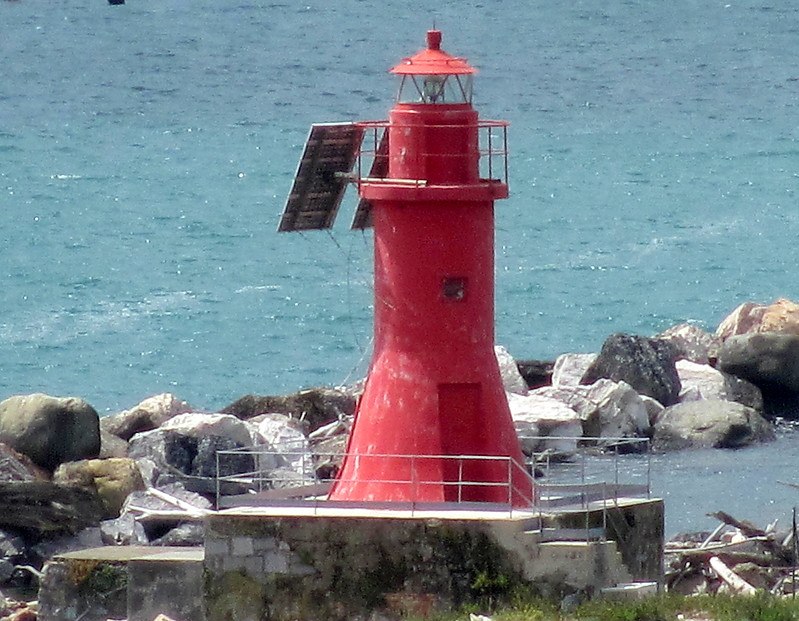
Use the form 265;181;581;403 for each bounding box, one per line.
279;30;531;508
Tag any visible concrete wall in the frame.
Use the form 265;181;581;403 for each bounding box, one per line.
542;499;665;582
38;546;204;621
128;549;206;621
36;500;663;621
204;500;663;621
204;514;530;621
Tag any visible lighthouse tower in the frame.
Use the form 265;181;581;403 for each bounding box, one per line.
280;31;530;507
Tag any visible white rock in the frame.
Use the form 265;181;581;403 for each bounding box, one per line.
552;353;597;387
495;345;528;395
256;413;307;450
160;412;260;446
135;393;194;422
534;379;650;441
678;385;703;403
506;392;582;455
256;414;314;482
677;360;727;401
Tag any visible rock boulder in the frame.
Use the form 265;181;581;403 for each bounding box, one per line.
128;414;269;490
100;393;194;441
0;394;100;471
0;443;49;482
222;388;356;433
717;332;799;393
581;334;681;406
533;380;650;451
53;458;146;519
717;298;799;340
0;482;105;537
495;345;528;395
506;392;582;456
676;360;763;411
652;400;775;451
657;323;720;365
515;359;554;390
552;353;597;387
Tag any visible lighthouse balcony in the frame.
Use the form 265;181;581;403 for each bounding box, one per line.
358;177;508;202
354;118;509;192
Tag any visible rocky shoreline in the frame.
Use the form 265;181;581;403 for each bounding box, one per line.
0;298;798;619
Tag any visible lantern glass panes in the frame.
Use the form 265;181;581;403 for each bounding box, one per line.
396;74;473;104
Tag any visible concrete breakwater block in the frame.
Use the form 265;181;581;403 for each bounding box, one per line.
37;546;204;621
600;581;659;601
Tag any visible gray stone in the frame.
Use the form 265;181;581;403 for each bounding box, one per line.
101;393;195;441
534;380;650;443
516;359;555;390
0;558;13;583
99;429;129;459
101;512;148;546
129;427;256;485
221;387;356;433
676;360;763;412
0;483;105;538
717;332;799;393
507;392;582;456
0;442;48;482
0;394;100;471
581;333;681;406
640;395;665;427
255;414;315;482
32;527;105;561
149;523;205;547
0;529;26;559
652;400;775;451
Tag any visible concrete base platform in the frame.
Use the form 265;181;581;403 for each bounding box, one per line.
36;497;663;621
205;498;663;621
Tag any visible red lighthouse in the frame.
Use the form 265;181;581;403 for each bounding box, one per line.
280;31;530;507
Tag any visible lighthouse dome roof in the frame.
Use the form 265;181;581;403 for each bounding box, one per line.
390;30;477;76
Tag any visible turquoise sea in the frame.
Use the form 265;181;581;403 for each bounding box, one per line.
3;0;799;534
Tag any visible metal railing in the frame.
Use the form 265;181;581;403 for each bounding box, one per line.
214;436;651;518
527;436;651;506
215;450;533;515
355;119;509;187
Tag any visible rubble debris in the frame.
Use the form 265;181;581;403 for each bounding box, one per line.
665;510;799;597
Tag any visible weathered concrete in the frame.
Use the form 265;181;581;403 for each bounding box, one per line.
540;499;664;582
36;500;663;621
38;546;204;621
204;499;663;621
128;548;206;621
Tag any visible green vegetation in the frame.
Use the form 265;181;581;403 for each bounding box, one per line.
408;593;799;621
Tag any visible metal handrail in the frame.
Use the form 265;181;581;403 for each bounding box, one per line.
214;437;651;519
354;119;509;187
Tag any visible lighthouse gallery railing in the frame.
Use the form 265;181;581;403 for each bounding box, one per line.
354;119;509;188
214;436;651;517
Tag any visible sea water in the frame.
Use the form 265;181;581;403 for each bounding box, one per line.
2;0;799;534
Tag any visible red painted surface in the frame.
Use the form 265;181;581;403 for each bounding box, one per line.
390;29;476;76
328;31;530;506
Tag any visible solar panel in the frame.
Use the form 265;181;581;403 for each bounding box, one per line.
278;123;365;232
351;128;389;230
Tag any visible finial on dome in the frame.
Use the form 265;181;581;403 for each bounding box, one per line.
426;29;442;51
